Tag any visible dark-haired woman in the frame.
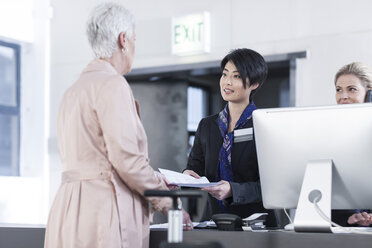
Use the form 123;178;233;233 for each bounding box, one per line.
183;48;277;227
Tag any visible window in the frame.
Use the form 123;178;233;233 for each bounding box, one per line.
187;86;208;131
187;86;208;154
0;40;20;176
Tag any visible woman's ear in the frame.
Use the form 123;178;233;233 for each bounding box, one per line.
119;32;126;50
249;82;259;90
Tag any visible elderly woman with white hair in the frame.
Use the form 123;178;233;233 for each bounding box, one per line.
44;2;192;248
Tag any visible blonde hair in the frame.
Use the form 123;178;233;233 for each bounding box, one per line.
334;62;372;89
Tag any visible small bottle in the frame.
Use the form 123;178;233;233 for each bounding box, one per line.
168;197;183;243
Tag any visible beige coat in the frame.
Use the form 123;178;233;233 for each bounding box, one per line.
44;59;171;248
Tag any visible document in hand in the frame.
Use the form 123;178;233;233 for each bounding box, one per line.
158;168;221;188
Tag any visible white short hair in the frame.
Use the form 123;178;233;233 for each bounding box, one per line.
86;2;135;58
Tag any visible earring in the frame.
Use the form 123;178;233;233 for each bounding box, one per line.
121;46;129;53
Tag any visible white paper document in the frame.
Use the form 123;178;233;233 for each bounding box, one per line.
158;168;221;188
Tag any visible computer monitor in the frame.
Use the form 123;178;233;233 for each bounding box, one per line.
253;103;372;232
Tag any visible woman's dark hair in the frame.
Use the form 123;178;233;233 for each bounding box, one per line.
220;48;268;98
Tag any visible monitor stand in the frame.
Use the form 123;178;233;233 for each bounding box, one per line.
294;159;333;232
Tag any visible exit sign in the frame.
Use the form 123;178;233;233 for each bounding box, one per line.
171;12;210;56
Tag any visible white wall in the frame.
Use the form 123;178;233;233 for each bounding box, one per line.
0;0;50;224
47;0;372;210
49;0;372;106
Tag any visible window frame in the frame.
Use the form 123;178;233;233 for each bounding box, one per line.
0;40;21;176
187;84;210;155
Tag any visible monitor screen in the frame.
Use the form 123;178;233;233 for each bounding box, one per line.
253;103;372;210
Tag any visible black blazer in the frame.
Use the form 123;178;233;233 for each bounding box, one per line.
186;114;277;227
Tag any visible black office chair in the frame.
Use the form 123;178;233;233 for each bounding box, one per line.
159;241;225;248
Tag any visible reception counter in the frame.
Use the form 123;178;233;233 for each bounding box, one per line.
150;229;372;248
0;224;45;248
1;225;371;248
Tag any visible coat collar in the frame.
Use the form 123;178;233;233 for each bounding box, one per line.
83;59;119;75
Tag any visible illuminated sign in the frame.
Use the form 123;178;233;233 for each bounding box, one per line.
171;12;210;56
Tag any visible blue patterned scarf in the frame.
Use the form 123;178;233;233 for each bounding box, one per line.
216;102;256;211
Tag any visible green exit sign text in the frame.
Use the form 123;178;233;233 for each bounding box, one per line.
172;12;210;56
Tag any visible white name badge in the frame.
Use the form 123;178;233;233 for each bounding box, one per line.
234;128;253;143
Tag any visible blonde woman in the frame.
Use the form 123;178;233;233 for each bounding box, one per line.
333;62;372;227
335;62;372;104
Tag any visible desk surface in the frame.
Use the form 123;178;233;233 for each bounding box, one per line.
0;226;45;248
150;229;372;248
